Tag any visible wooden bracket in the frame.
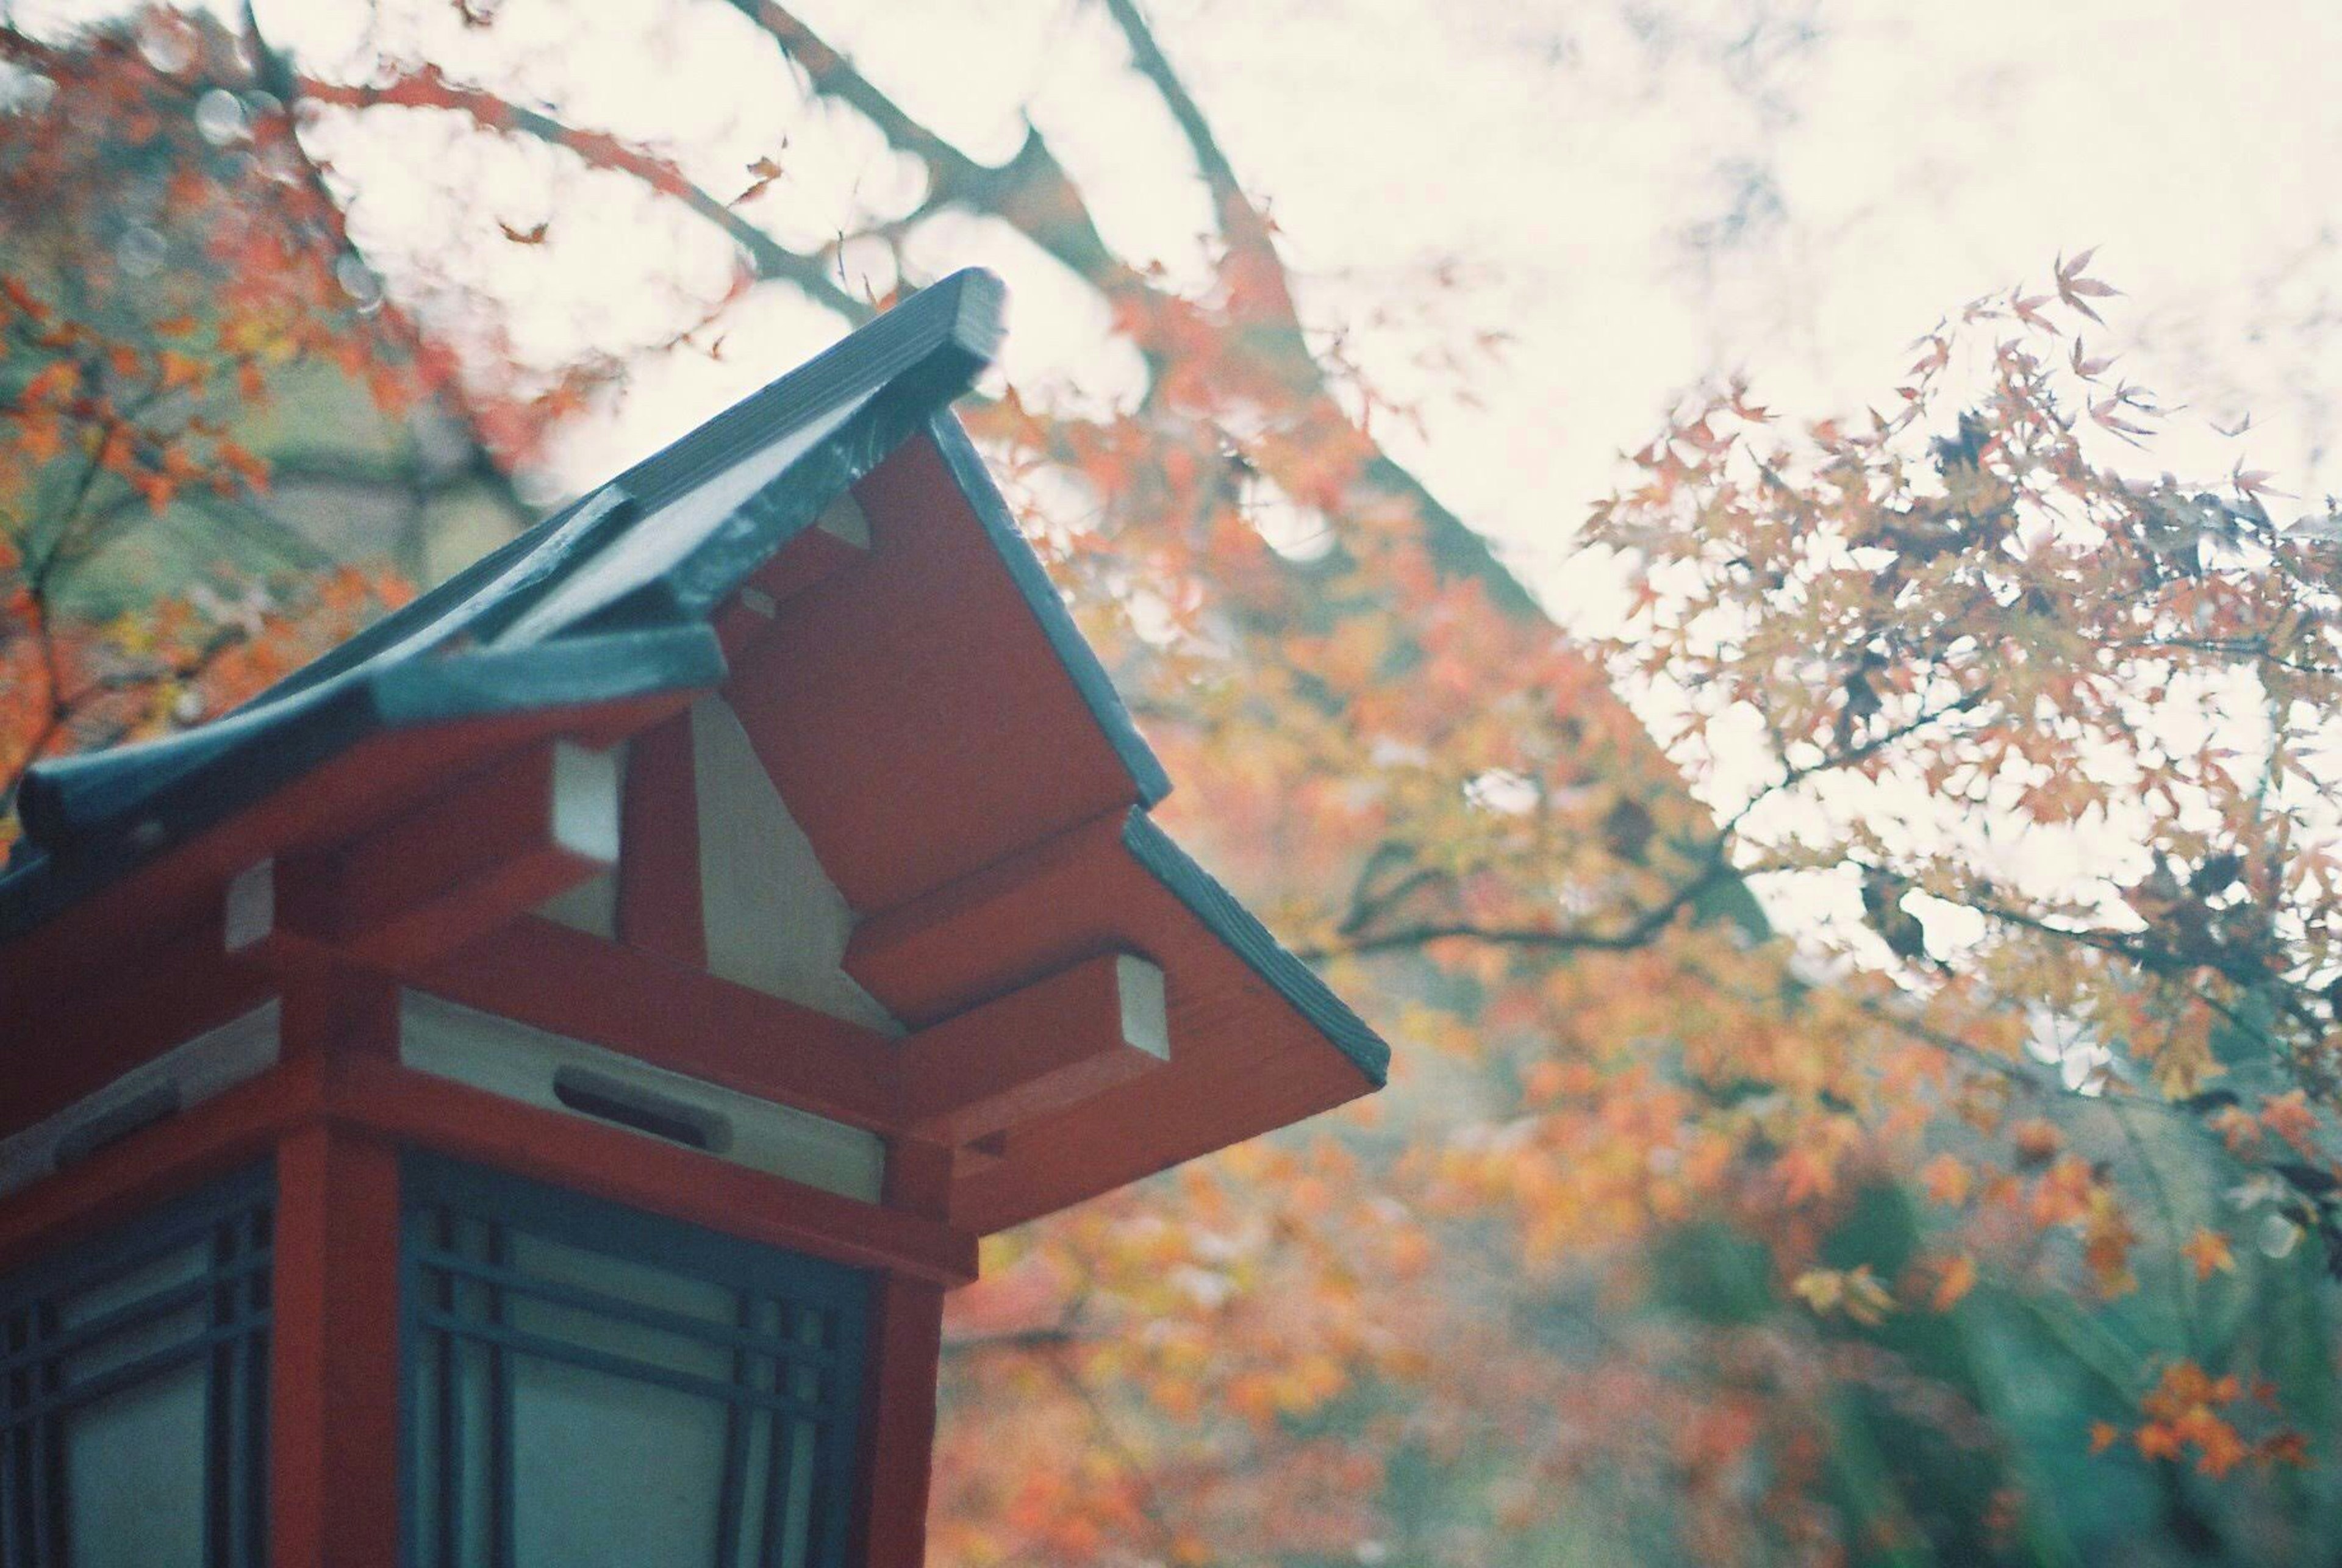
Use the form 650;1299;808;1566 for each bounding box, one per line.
893;953;1167;1145
229;740;618;971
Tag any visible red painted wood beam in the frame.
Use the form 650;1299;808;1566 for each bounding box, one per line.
0;1051;326;1275
843;809;1135;1018
240;740;618;972
846;809;1378;1234
894;952;1167;1144
422;921;1175;1158
278;972;401;1064
953;1131;1011;1178
881;1136;957;1224
321;1051;976;1285
417;915;900;1131
0;693;692;1012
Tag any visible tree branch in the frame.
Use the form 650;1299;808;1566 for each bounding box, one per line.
287;63;866;321
723;0;1544;620
1096;0;1285;298
725;0;1130;290
1303;854;1738;962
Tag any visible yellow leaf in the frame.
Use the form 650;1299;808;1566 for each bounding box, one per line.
1841;1264;1896;1326
1791;1268;1843;1316
1794;1264;1894;1326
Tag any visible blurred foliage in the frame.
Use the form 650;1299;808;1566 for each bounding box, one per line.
12;4;2342;1565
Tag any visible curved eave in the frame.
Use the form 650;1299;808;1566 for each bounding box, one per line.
0;262;1389;1237
0;626;726;947
1119;812;1388;1086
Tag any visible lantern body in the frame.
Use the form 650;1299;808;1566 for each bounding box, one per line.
0;271;1387;1567
402;1158;869;1568
0;1166;271;1568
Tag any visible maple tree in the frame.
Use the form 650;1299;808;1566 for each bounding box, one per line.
0;15;421;824
10;4;2342;1564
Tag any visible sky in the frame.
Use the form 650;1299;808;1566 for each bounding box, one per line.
1096;0;2342;600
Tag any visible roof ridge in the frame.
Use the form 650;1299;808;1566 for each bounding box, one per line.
216;269;1004;719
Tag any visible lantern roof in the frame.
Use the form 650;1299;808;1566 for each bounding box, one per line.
0;270;1384;1231
4;271;1150;926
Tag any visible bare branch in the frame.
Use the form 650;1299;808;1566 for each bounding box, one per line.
1095;0;1283;293
725;1;1130;290
725;0;1544;620
1304;855;1738;962
287;64;865;321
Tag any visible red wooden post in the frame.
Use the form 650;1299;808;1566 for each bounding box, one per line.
271;975;404;1568
850;1139;954;1566
618;712;707;966
270;1122;403;1568
852;1273;947;1568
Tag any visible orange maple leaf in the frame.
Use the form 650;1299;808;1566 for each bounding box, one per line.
16;413;64;465
1929;1253;1977;1312
1919;1152;1972;1206
2182;1228;2235;1281
2260;1091;2320;1155
2196;1421;2250;1478
158;349;205;392
20;359;79;402
734;152;787;206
